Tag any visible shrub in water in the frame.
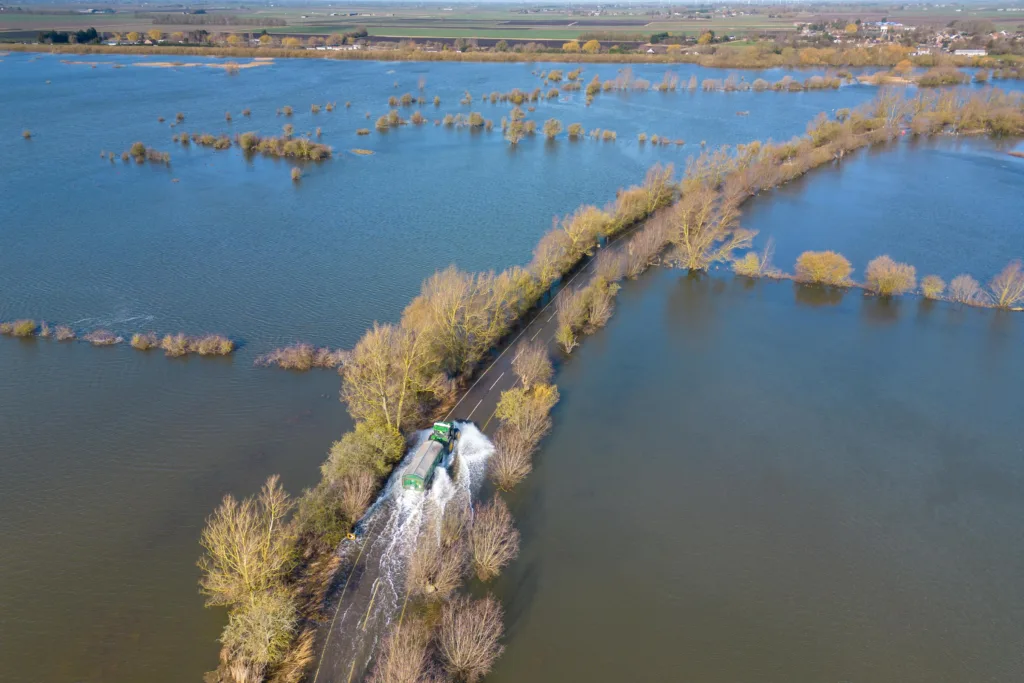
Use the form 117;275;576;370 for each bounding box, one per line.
864;255;917;296
85;330;120;346
949;274;986;306
920;275;946;299
795;251;853;286
131;332;158;350
11;319;37;337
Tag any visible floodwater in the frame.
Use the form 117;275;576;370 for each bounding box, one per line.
0;51;1020;682
489;152;1024;683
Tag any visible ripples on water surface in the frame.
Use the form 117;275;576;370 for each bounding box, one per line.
0;52;1022;683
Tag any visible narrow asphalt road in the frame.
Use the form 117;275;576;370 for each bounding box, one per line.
310;209;659;683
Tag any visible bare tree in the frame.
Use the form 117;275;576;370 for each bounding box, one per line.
864;255;917;296
488;424;534;491
640;162;676;213
949;274;987;305
341;323;437;430
989;260;1024;308
470;496;520;581
198;475;293;607
512;339;553;390
666;188;753;271
436;595;505;682
594;249;626;283
339;471;376;522
626;214;670;278
368;617;432;683
408;503;468;601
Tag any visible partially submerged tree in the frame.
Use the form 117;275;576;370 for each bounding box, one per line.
989;260;1024;308
220;589;297;677
542;118;563;140
407;504;467;601
198;475;293;607
666;187;753;271
488;424;533;491
323;419;406;480
512;339;553;390
436;595;505;683
341;323;438;430
864;255;917;296
470;496;520;581
920;275;946;300
949;274;987;305
368;617;433;683
494;384;559;445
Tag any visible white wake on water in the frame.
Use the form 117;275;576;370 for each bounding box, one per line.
350;422;494;655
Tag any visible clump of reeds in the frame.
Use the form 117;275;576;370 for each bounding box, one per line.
311;104;321;114
22;130;32;139
242;108;251;117
356;128;370;135
291;167;302;182
54;325;75;341
255;343;347;371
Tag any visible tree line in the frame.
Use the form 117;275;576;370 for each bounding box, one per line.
192;85;1023;682
10;40;1024;72
194;139;679;683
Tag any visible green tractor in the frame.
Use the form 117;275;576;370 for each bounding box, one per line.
402;422;459;491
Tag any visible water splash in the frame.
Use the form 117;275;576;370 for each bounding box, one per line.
344;422;494;660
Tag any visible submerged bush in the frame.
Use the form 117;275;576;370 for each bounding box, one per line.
255;343;347;371
920;275;946;299
488;424;533;492
161;333;189;357
436;595;504;683
10;319;37;337
795;251;853;286
864;255;917;296
130;332;158;350
470;496;520;582
84;329;121;346
949;274;986;305
367;617;432;683
542;118;562;140
54;325;75;341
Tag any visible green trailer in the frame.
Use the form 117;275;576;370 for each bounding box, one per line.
402;422;459;491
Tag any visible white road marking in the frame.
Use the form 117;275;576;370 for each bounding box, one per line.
488;372;505;392
466;398;483;420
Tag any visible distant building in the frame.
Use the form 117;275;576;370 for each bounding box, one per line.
954;49;988;56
